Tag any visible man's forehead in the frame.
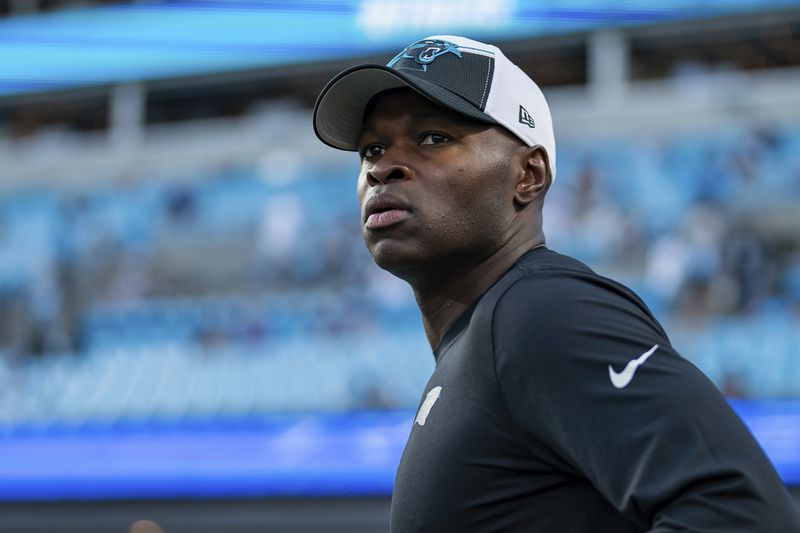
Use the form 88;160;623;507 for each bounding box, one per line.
361;89;483;133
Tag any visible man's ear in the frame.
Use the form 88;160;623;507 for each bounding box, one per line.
514;146;551;207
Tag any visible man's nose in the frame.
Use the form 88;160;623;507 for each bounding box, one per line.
366;154;413;186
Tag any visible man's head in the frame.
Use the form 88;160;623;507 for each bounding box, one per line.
352;88;549;281
313;35;555;283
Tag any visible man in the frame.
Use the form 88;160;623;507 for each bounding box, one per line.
313;35;800;531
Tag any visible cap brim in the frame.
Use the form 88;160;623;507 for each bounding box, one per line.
313;64;497;151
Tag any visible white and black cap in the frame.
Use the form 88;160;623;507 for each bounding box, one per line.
313;35;557;181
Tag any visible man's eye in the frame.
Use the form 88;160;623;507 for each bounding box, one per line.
361;144;385;159
420;133;450;145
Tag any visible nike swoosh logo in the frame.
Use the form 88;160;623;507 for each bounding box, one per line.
608;344;659;389
415;386;442;426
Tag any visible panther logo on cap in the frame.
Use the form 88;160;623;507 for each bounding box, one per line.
387;39;462;72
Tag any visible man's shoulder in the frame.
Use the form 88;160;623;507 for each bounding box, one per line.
491;247;619;306
515;246;596;276
483;247;658;330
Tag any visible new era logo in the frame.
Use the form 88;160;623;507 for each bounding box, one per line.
519;105;535;128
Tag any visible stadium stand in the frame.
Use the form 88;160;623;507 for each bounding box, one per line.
0;117;798;429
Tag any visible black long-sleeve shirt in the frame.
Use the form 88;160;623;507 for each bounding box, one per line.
390;247;800;532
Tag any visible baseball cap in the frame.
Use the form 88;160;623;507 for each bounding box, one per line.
313;35;557;181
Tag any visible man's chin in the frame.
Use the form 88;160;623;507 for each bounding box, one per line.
370;250;410;276
368;242;423;281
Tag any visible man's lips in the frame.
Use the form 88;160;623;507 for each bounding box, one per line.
363;194;413;230
366;208;412;229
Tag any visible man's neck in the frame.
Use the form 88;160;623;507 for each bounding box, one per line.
413;236;544;351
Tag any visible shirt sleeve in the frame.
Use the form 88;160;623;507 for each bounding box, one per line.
492;270;800;532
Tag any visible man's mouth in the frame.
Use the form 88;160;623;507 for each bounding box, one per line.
365;208;412;229
364;194;413;229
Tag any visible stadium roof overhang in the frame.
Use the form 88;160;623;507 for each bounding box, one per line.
2;0;800;98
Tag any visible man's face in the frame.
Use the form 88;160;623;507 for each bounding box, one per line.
356;89;525;280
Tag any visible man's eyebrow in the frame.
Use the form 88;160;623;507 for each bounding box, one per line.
356;126;378;146
359;112;460;141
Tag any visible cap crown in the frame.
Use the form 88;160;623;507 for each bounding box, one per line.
386;38;496;112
